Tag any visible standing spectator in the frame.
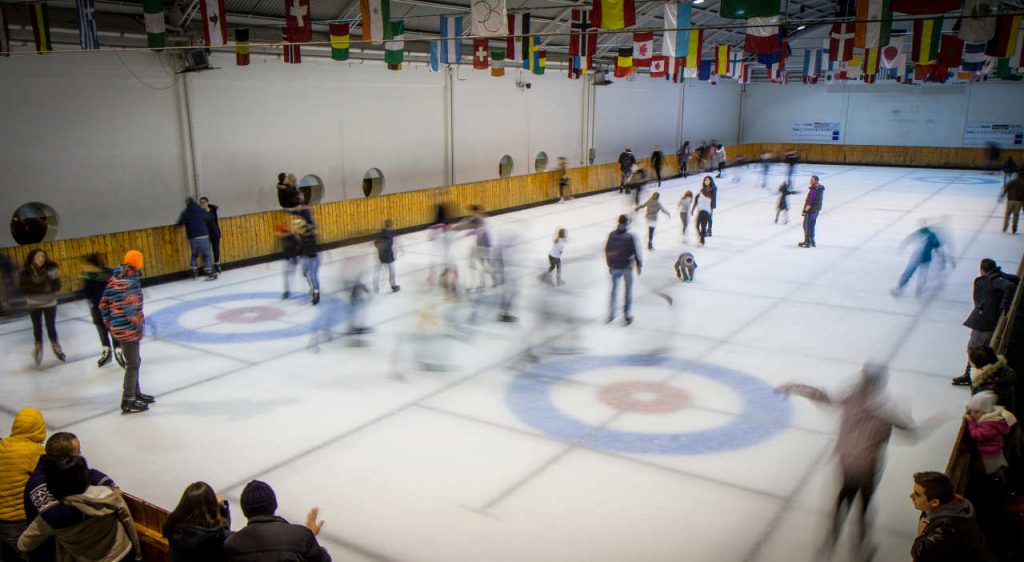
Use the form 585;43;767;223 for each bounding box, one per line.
23;432;118;562
0;408;46;562
635;192;671;250
373;219;400;294
651;145;664;187
890;221;954;298
714;144;727;178
677;190;693;242
604;215;642;325
223;480;330;562
798;175;825;248
691;181;715;247
293;218;321;306
80;254;122;368
538;228;567;286
775;181;798;224
100;251;152;415
952;259;1019;385
20;250;65;366
276;173;301;209
617;147;636;193
17;456;141;562
176;198;218;281
909;471;989;562
163;482;231;562
677;141;691;178
557;157;571;201
999;164;1023;234
966;345;1017;415
198;197;222;274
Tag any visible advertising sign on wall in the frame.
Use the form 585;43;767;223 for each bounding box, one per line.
963;123;1024;147
791;122;841;142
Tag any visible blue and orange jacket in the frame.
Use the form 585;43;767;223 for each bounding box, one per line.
99;265;144;342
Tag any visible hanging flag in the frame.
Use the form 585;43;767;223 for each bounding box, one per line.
986;15;1022;58
506;13;530;62
491;49;505;76
719;0;780;19
699;59;714;81
891;0;959;14
715;45;730;74
633;32;653;67
282;28;301;63
284;0;312;42
471;0;507;37
428;41;440;72
30;3;53;54
523;35;540;70
1016;28;1024;71
385;20;404;70
361;0;392;43
614;47;633;77
200;0;228;47
862;47;880;83
995;57;1021;79
729;57;744;80
670;56;685;82
440;15;463;65
726;50;742;76
881;35;904;68
845;54;862;80
0;8;8;57
937;34;963;67
802;49;821;83
330;23;350;61
75;0;100;50
533;49;546;75
143;0;165;51
569;8;596;74
855;0;891;49
911;17;942;64
960;0;999;43
650;55;668;78
829;23;854;61
593;0;635;30
663;2;691;58
962;41;988;71
683;28;703;68
235;28;250;65
737;62;751;84
472;38;489;69
745;16;780;54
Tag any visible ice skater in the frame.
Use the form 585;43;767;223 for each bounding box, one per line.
373;219;400;293
774;181;799;224
651;145;664;186
293;218;320;305
275;222;301;299
80;254;122;367
890;220;954;298
617;147;636;193
557;157;571;201
798;175;824;248
538;228;567;286
760;152;774;189
677;141;691;178
691;182;715;246
714;144;727;178
678;190;693;242
456;206;496;290
605;215;642;325
100;251;153;414
674;252;697;282
635;192;671;250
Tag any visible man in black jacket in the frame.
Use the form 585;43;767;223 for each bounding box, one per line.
651;145;664;187
953;259;1019;385
604;215;642;325
224;480;330;562
617;148;636;193
798;176;824;248
176;198;218;281
910;471;989;562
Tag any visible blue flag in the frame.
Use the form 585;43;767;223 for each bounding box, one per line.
429;40;440;72
440;15;463;64
698;59;713;80
76;0;99;49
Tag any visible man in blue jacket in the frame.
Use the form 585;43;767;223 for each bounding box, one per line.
604;215;642;325
177;198;218;280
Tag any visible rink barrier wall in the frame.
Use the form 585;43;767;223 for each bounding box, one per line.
124;493;170;560
2;143;1020;294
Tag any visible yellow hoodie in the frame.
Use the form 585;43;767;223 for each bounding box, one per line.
0;408;46;521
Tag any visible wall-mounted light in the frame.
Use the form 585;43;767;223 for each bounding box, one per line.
693;0;705;4
797;25;806;31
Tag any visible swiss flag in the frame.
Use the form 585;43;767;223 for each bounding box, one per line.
284;0;312;43
650;55;668;78
473;39;489;70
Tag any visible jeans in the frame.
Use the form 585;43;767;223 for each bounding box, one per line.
283;257;298;293
120;340;141;401
210;232;221;264
189;236;213;273
897;256;931;293
696;211;712;245
374;261;397;291
803;212;819;242
609;268;634;320
302;255;320;292
679;212;690;237
620;169;630;188
654;166;662;186
29;306;58;344
540;256;562;284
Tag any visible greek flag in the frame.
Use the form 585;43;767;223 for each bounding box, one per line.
77;0;100;50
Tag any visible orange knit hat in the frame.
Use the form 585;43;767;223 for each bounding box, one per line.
124;250;144;270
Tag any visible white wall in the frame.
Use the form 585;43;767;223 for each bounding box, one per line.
681;79;742;147
593;77;682;163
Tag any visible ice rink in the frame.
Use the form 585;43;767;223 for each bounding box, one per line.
1;163;1021;562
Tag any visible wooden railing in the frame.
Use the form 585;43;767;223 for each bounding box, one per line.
123;493;170;562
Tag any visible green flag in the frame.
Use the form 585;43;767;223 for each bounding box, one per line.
143;0;165;51
385;20;404;69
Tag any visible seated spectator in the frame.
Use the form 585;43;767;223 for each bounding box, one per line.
910;471;989;562
0;408;46;561
966;391;1017;477
968;346;1017;415
224;480;330;562
17;456;140;562
23;432;117;562
163;482;231;562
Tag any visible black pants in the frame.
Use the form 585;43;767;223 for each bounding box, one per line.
29;306;58;344
696;211;712;245
210;232;221;264
830;475;877;548
647;226;655;249
88;304;119;349
0;520;27;561
120;340;142;400
654;166;662;186
681;160;688;176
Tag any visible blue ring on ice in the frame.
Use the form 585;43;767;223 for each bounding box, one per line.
147;292;349;344
911;175;999;185
506;354;791;455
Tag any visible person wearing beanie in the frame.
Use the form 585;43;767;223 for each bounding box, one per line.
99;251;152;415
965;391;1017;476
0;408;46;560
224;480;331;562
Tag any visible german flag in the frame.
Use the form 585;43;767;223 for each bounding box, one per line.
30;3;52;54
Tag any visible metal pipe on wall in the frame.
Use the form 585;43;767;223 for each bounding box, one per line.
180;72;201;199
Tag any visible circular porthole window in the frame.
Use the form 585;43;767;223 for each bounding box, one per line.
10;202;60;245
499;155;514;178
535;152;549;172
298;174;324;205
363;168;384;198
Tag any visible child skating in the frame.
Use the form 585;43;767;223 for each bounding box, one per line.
775;181;799;224
674;252;697;282
539;228;567;286
678;190;693;242
635;192;671;250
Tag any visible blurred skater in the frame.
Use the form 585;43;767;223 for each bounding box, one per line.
651;146;664;186
677;141;691;178
20;249;65;365
557;157;571;201
714;144;727;178
691;183;715;246
80;254;122;367
785;150;800;188
674;252;697;282
293;218;320;305
999;164;1023;234
456;206;496;290
538;229;567;286
605;215;642;325
890;220;954;298
275;222;301;299
678;190;694;242
199;197;222;274
760;152;774;188
635;192;671;250
775;181;799;224
373;219;400;293
618;147;636;193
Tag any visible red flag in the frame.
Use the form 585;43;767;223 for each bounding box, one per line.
632;31;653;67
987;15;1023;57
650;55;668;78
829;23;855;61
891;0;959;14
284;0;312;42
282;27;301;63
472;39;489;69
200;0;228;47
937;34;963;67
914;63;933;81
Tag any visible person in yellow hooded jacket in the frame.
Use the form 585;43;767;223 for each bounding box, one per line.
0;408;46;561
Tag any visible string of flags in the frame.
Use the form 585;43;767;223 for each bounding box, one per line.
2;0;1022;85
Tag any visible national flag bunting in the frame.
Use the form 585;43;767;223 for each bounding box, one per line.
881;36;904;68
698;59;713;81
0;8;9;57
235;28;250;66
684;29;703;68
523;35;540;70
962;41;987;71
282;28;301;63
937;34;963;67
329;23;350;61
30;3;52;54
829;23;854;61
471;0;507;37
201;0;228;47
428;40;440;72
960;0;999;43
727;50;743;77
650;55;668;78
614;47;633;77
440;15;463;64
855;0;891;49
911;17;942;64
143;0;165;51
987;15;1022;58
719;0;780;19
593;0;635;31
532;48;546;75
663;2;690;58
633;32;653;67
862;47;880;83
361;0;392;44
75;0;99;49
506;13;530;62
715;45;730;75
385;20;404;70
473;38;489;69
745;16;780;54
491;49;505;77
569;8;596;74
285;0;312;43
802;48;822;83
891;0;959;14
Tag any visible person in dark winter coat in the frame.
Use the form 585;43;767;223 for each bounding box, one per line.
953;259;1019;385
999;165;1023;234
20;249;65;366
80;254;122;368
604;215;642;325
967;346;1017;415
617;148;636;193
910;471;990;562
373;219;400;293
651;146;664;186
677;142;691;178
798;175;824;248
276;173;302;209
99;251;152;415
177;198;218;280
163;482;231;562
223;480;330;562
199;197;223;274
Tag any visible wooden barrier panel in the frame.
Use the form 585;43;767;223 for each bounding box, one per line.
124;493;170;562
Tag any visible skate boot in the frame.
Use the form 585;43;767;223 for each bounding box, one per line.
135;384;155;403
191;268;199;280
52;342;67;362
311;290;320;306
98;347;112;367
33;343;42;366
120;397;149;415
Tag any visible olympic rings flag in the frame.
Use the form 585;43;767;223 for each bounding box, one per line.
471;0;507;37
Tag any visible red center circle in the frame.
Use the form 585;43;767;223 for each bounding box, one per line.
597;381;690;414
216;306;287;323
